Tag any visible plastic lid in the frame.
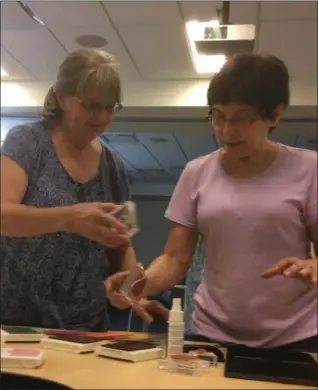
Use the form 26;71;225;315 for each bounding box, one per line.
171;298;182;312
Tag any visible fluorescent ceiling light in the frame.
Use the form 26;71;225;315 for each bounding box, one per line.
1;83;37;106
186;20;226;74
1;67;8;77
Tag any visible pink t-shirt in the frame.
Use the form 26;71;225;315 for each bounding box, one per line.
165;144;317;348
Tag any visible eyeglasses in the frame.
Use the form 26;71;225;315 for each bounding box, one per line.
75;97;123;116
206;108;261;128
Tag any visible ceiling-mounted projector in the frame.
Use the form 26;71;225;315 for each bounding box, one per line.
195;24;255;57
185;20;256;74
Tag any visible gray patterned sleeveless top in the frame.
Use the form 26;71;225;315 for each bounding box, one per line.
0;120;130;331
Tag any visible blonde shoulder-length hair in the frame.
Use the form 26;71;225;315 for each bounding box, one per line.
42;48;122;124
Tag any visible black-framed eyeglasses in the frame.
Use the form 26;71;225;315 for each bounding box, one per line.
206;107;261;128
75;97;123;116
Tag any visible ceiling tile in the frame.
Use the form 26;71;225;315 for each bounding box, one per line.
1;28;67;80
104;1;182;25
106;134;138;144
26;1;106;27
1;46;34;81
139;169;173;183
170;166;184;179
293;122;317;149
180;1;221;22
108;141;162;170
268;123;298;146
261;2;317;21
117;25;196;79
126;169;143;183
229;2;258;24
26;1;140;80
136;133;188;178
174;132;217;161
101;135;142;179
108;118;211;133
259;21;317;81
0;1;40;30
48;24;140;80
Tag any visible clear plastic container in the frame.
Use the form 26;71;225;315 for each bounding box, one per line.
120;263;145;304
158;357;210;376
111;201;139;237
189;350;218;367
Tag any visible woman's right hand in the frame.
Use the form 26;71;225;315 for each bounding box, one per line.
64;202;130;248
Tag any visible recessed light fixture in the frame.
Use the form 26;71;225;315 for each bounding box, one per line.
185;19;255;74
76;35;107;48
1;67;8;77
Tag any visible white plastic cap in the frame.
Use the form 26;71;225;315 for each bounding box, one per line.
172;298;182;312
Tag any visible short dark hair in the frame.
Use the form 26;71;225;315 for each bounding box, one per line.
207;53;290;120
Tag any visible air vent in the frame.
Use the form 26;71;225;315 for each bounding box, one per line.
76;35;107;48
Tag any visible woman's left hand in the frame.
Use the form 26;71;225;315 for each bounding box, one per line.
262;258;317;288
138;299;170;323
105;273;169;323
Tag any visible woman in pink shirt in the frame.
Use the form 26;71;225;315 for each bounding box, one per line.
107;53;317;350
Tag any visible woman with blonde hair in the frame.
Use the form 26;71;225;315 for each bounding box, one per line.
1;48;167;330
